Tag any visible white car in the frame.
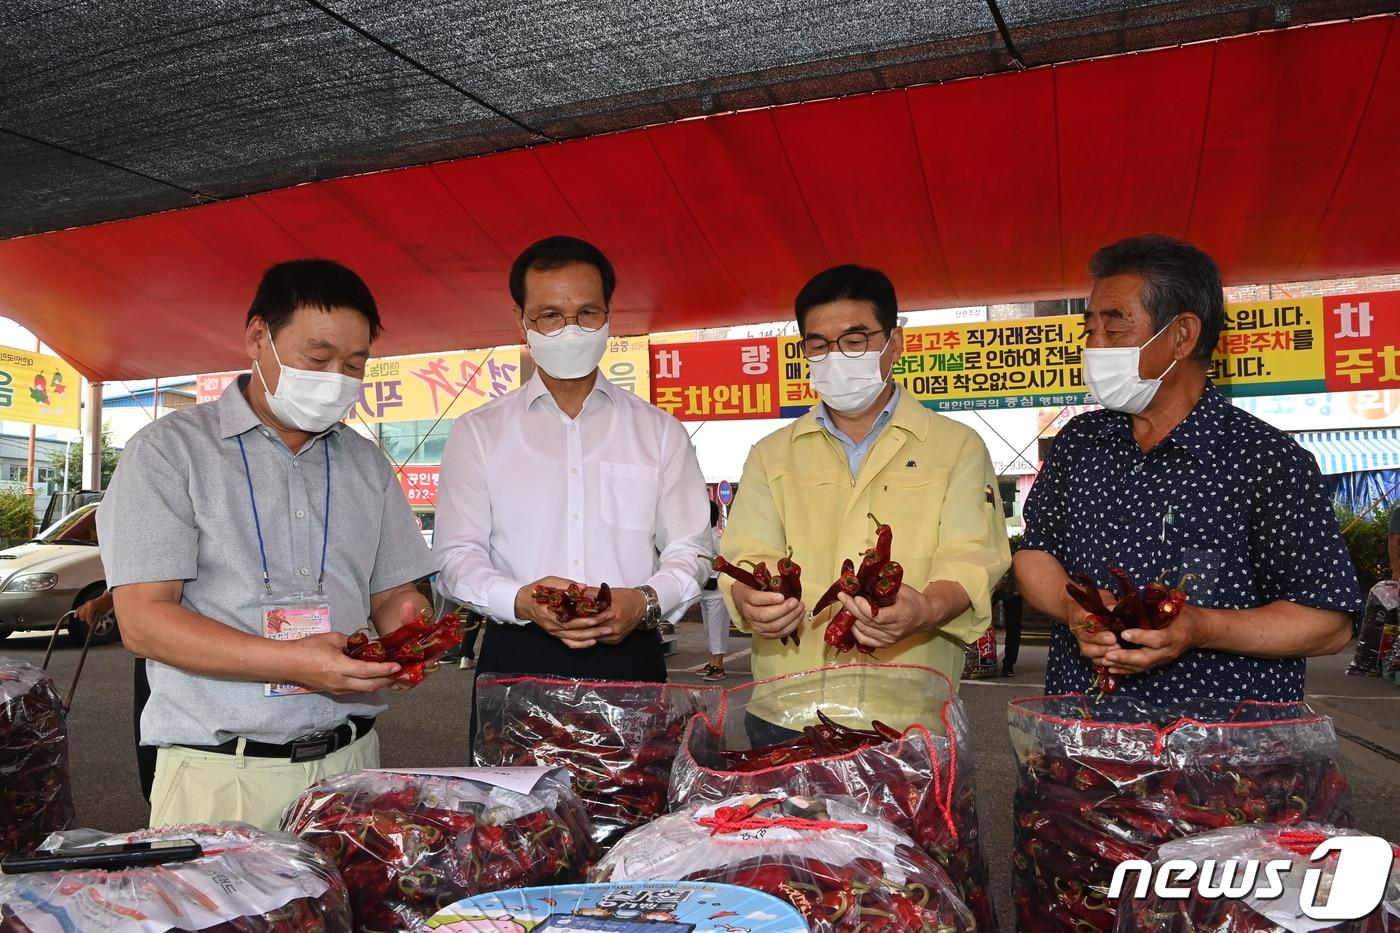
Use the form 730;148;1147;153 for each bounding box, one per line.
0;503;117;645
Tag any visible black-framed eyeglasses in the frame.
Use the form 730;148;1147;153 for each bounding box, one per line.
801;327;893;362
527;308;610;335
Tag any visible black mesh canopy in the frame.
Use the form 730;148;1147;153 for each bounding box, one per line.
2;0;1389;239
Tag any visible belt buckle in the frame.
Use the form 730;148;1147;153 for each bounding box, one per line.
289;729;336;763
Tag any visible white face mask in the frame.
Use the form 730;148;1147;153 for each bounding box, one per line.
255;338;362;432
1082;317;1180;414
527;322;610;380
808;341;892;415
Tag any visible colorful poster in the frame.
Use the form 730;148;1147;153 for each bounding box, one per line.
0;346;81;429
351;348;521;424
602;336;651;400
1324;291;1400;393
1210;297;1325;396
651;338;778;421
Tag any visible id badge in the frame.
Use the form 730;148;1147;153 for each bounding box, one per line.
262;591;332;697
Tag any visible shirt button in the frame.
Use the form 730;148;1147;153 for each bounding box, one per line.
296;510;306;519
571;468;579;474
293;461;301;469
299;568;310;576
262;430;272;438
572;513;580;520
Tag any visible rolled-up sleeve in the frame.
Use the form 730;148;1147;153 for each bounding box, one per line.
928;430;1011;645
645;420;710;619
368;456;437;595
98;432;199;586
434;416;529;624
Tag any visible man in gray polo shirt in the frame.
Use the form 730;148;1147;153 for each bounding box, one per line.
98;259;436;830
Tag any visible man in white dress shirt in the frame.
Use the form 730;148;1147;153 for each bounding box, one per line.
435;236;710;692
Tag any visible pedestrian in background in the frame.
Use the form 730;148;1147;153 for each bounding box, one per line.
698;500;731;681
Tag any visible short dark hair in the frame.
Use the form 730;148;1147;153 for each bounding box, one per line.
795;265;898;334
1089;235;1223;362
246;259;381;341
510;236;617;307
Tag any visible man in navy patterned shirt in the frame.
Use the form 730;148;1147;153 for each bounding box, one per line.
1016;235;1359;704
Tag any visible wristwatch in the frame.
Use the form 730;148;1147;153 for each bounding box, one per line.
637;585;662;631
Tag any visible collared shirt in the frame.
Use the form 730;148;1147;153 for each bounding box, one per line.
1022;381;1361;704
721;388;1011;728
435;371;710;625
814;386;901;476
97;376;435;746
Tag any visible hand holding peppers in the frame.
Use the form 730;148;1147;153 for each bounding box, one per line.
343;608;466;686
1065;568;1198;690
713;554;804;646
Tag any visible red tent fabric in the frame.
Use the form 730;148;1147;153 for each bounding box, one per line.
1;15;1396;381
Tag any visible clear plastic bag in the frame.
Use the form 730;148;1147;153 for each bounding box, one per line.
0;659;73;857
0;823;351;932
593;792;975;932
280;768;598;932
1114;822;1399;932
1009;695;1351;932
669;663;996;931
1348;583;1399;676
472;675;719;846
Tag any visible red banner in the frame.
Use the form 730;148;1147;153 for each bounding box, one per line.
395;465;439;508
650;338;779;421
196;372;241;404
1325;291;1400;393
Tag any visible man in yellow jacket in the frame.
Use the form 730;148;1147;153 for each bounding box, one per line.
721;265;1011;742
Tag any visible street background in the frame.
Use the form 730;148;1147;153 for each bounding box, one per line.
7;621;1399;914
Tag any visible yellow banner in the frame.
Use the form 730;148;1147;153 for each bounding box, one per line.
0;347;81;429
1210;297;1325;396
602;337;652;400
351;348;522;424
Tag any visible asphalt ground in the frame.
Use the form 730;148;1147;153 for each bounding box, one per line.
6;622;1399;921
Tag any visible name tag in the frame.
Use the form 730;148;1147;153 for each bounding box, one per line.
263;599;332;697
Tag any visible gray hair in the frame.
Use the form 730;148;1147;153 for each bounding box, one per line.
1088;234;1224;362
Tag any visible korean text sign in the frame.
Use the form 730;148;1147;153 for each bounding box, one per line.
651;339;778;420
0;346;81;429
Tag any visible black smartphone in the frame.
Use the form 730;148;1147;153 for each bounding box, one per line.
0;839;203;874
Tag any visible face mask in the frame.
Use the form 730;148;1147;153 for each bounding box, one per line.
527;322;610;380
1082;317;1180;414
255;338;362;432
808;342;892;415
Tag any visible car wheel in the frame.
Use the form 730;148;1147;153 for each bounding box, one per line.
68;584;120;646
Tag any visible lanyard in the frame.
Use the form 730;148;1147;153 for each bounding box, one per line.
236;434;332;595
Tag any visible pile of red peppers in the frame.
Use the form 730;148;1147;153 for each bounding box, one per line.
531;582;612;621
342;609;466;686
282;770;597;932
711;552;803;645
1009;696;1351;932
1065;567;1194;695
474;676;716;847
0;662;73;858
811;514;903;655
719;710;904;772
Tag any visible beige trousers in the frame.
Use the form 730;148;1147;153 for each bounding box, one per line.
149;729;379;832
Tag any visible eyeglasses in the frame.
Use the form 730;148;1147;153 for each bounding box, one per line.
801;328;893;362
527;308;609;335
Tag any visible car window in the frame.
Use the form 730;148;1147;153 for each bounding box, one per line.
37;505;99;545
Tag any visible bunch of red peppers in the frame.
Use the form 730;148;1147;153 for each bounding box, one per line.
719;710;905;772
1009;695;1351;932
474;675;717;847
1117;823;1399;932
282;770;597;932
531;582;612;621
811;514;902;655
1065;567;1194;695
0;662;73;858
343;609;466;686
711;552;803;645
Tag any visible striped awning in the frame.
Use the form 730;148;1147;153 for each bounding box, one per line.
1293;429;1400;475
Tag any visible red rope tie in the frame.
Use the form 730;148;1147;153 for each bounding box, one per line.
695;800;869;837
1271;829;1400;859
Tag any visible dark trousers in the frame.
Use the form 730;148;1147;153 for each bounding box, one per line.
468;620;666;760
133;657;156;802
1002;595;1023;669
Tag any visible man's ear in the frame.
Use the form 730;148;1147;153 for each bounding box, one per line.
1176;313;1204;360
514;306;529;343
245;316;268;363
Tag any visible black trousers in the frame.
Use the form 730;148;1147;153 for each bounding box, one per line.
1002;595;1023;668
133;657;156;802
468;620;666;759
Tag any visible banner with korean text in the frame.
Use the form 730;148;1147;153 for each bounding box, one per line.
395;465;439;508
348;348;522;424
651;338;779;420
0;346;81;429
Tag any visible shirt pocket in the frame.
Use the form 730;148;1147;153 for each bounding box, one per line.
871;469;950;559
599;461;658;531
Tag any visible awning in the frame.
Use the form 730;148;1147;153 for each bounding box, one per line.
1294;429;1400;475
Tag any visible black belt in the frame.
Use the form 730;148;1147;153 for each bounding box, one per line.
180;716;376;763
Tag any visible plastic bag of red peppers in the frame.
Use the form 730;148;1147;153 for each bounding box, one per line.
281;769;598;931
594;792;975;931
0;659;74;858
1116;823;1399;931
1009;695;1351;932
472;675;720;848
670;664;998;932
0;824;351;932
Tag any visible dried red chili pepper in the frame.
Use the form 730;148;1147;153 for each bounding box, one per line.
811;558;857;616
1152;572;1196;624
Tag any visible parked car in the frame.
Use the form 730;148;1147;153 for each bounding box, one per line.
0;502;116;645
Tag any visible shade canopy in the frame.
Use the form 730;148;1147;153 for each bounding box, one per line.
1;6;1397;380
